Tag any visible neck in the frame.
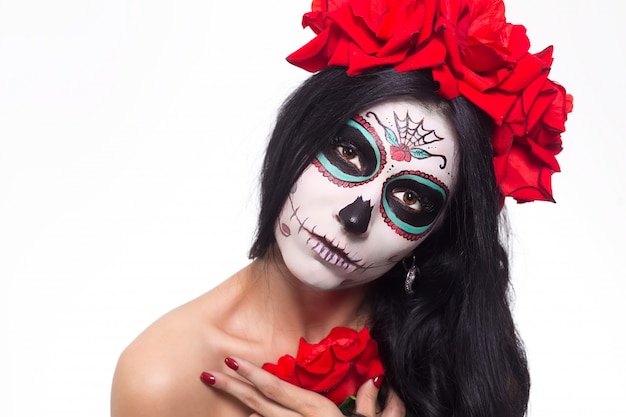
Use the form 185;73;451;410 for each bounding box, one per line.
243;251;372;345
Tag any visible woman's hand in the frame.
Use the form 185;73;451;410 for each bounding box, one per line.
200;356;406;417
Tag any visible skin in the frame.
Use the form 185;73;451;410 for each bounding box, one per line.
110;98;458;417
275;98;457;290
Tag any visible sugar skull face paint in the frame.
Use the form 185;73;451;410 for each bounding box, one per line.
275;98;458;290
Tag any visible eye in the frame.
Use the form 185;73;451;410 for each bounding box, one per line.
335;143;363;170
314;117;383;185
381;172;449;239
392;189;422;212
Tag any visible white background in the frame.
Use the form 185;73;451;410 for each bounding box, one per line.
1;0;624;416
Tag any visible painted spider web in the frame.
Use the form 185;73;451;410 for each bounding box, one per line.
394;112;444;147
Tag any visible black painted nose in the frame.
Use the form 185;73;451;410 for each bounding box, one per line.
338;196;373;234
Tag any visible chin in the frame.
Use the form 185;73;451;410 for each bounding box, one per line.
290;267;343;291
293;265;380;291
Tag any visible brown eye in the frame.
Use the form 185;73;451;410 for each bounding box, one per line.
335;145;362;170
403;191;418;205
342;146;356;159
316;119;381;183
392;189;422;212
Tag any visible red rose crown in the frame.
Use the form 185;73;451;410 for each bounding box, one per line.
288;0;573;203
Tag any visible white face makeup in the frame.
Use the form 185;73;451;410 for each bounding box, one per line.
274;98;458;290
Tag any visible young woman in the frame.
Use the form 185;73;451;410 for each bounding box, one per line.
111;1;571;416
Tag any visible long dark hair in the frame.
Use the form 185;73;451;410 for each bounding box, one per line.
249;67;530;417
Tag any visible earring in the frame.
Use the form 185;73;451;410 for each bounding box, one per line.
403;255;419;295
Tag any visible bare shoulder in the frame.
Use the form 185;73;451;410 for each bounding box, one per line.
111;295;214;416
111;278;254;417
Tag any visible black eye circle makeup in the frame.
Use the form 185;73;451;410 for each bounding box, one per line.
381;171;448;240
314;115;386;187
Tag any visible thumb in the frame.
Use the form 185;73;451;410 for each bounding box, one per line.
354;376;384;416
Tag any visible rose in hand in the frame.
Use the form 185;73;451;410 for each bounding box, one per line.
262;327;384;405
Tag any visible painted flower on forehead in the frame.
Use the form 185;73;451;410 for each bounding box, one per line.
287;0;573;203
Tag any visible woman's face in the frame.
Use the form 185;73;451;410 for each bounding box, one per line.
274;97;458;290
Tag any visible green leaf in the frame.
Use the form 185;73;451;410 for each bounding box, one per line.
338;396;356;414
410;148;430;159
385;127;398;146
337;394;413;416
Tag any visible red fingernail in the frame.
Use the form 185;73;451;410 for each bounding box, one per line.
200;372;216;385
373;375;384;388
224;357;239;371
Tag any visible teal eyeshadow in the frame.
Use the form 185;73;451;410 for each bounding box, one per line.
316;119;381;183
382;174;447;235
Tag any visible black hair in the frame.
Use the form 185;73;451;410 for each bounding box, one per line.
249;67;530;417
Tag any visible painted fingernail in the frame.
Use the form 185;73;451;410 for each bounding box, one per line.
373;375;384;388
224;357;239;371
200;372;216;385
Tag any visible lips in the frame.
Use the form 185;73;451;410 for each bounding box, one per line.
306;233;359;272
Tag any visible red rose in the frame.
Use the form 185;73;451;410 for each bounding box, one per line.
262;327;384;405
429;0;533;113
491;47;573;202
287;0;573;203
288;0;443;75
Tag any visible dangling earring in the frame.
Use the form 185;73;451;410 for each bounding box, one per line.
403;255;419;295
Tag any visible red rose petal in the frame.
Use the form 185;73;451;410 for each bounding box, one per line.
505;25;532;61
499;145;556;203
351;0;388;31
296;361;352;391
331;4;381;54
540;81;570;131
502;98;526;136
326;326;361;341
378;7;425;56
302;11;326;34
328;31;354;68
458;82;516;123
263;355;298;383
300;349;336;373
395;36;447;72
521;72;549;117
460;43;511;73
345;43;407;75
325;370;361;404
287;28;333;73
430;63;459;100
376;2;407;39
312;0;347;14
497;53;545;93
466;0;507;43
332;333;367;362
527;89;557;134
492;123;514;156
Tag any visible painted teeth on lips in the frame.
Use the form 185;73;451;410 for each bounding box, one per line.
307;235;356;272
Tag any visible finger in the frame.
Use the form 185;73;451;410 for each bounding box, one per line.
354;376;383;417
381;389;406;417
224;356;341;416
200;370;297;417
